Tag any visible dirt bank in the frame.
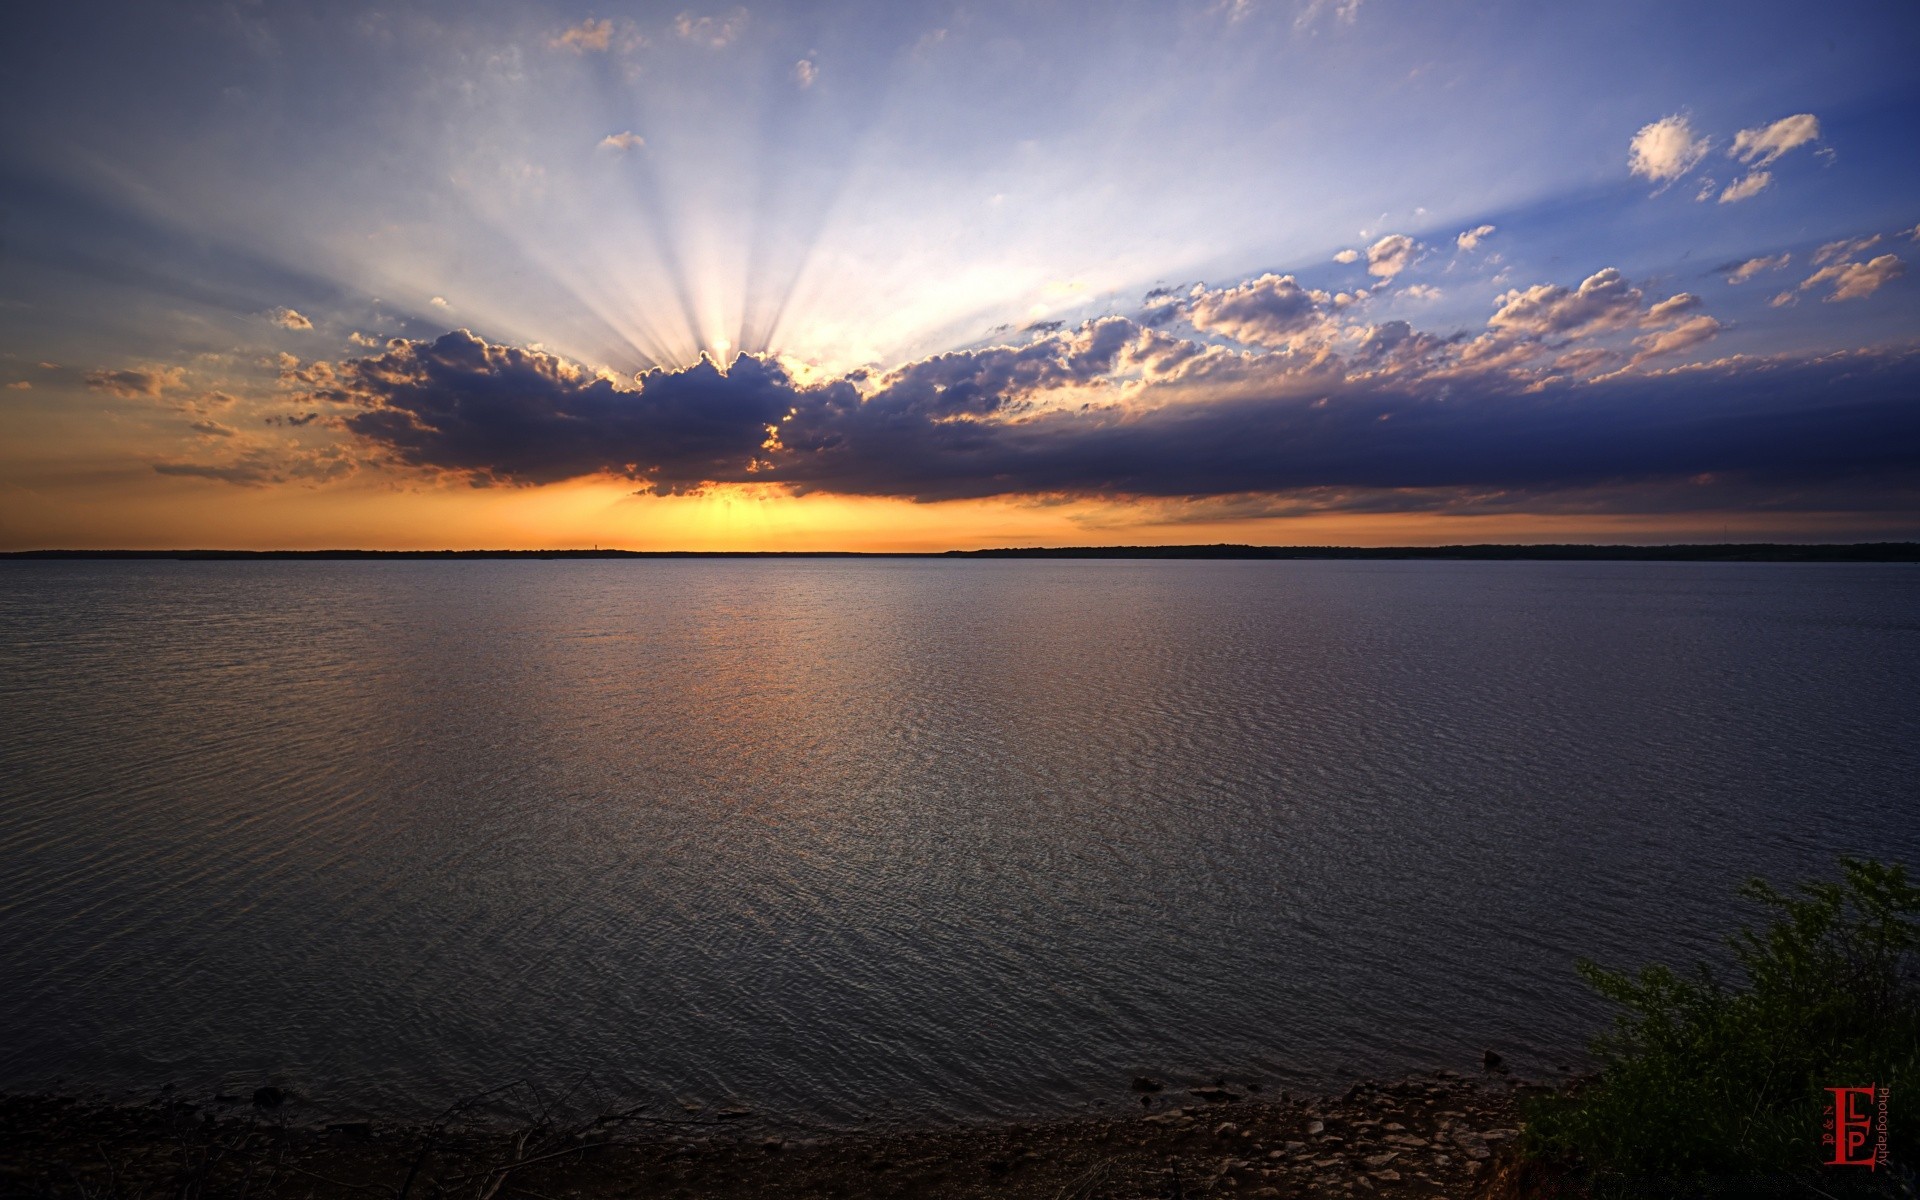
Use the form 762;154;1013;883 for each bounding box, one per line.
1;1071;1544;1199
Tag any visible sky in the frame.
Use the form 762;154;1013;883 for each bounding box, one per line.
2;0;1917;550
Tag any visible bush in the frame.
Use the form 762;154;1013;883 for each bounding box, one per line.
1520;857;1919;1191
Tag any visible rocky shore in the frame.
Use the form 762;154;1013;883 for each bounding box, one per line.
0;1071;1543;1199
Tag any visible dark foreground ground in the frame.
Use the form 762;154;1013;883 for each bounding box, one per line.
1;1073;1532;1200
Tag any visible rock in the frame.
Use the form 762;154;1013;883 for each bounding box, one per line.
212;1094;240;1105
325;1121;371;1141
1363;1152;1399;1168
1131;1076;1163;1093
761;1138;784;1153
1370;1168;1402;1182
1482;1049;1505;1072
1191;1085;1241;1103
1305;1120;1324;1135
1213;1122;1238;1139
250;1087;284;1110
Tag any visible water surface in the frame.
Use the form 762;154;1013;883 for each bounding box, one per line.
1;559;1915;1122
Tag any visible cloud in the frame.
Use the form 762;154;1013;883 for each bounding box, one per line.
154;460;278;485
310;330;807;489
793;59;816;88
1488;268;1645;339
1644;293;1703;324
674;8;746;47
1730;113;1820;167
550;18;612;53
1630;315;1723;365
1814;234;1883;266
1295;0;1362;27
1181;274;1327;347
1365;234;1416;279
1629;114;1710;184
1718;171;1771;204
599;131;646;152
308;326;1920;516
1800;255;1905;302
271;307;313;330
85;366;185;398
1726;254;1790;284
6;381;30;390
1456;224;1495;251
1332;248;1361;264
430;296;450;308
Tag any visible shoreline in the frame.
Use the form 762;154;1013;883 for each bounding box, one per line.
0;1071;1540;1198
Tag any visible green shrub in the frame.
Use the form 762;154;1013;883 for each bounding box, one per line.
1521;857;1919;1190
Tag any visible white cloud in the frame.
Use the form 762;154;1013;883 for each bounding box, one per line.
1365;233;1416;279
1332;248;1361;264
793;59;816;88
1631;315;1722;365
1718;170;1771;204
6;381;30;390
271;307;313;330
1455;224;1495;251
1800;254;1905;302
550;18;612;53
1489;268;1643;339
1645;293;1702;324
430;296;450;308
1730;113;1820;167
1629;114;1710;184
1726;254;1790;284
1400;284;1442;301
600;131;646;152
1182;274;1328;347
1814;234;1882;266
1769;291;1797;308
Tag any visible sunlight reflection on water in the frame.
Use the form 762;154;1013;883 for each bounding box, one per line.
1;559;1915;1122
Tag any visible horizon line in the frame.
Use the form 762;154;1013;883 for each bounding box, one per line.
4;542;1918;563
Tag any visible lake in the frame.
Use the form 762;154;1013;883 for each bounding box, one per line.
1;559;1915;1124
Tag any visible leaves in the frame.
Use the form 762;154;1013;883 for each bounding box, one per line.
1522;858;1920;1186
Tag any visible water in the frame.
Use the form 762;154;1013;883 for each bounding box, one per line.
1;559;1915;1124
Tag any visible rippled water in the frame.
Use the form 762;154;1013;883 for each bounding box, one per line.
1;559;1915;1123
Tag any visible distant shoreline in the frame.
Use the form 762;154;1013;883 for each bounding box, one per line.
2;542;1917;562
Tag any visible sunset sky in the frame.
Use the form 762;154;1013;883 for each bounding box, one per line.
3;1;1917;549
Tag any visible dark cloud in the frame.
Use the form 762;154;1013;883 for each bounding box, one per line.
153;460;277;486
314;331;806;490
303;323;1920;515
85;366;183;398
